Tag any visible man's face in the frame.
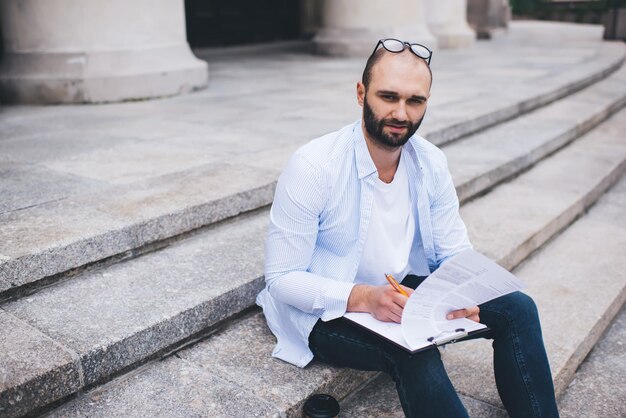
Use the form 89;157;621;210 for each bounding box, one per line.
357;52;431;150
362;94;425;149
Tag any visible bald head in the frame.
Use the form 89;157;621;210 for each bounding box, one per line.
361;48;432;91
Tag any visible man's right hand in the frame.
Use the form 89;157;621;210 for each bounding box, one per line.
347;284;413;323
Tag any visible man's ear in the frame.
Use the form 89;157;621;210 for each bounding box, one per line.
356;82;365;107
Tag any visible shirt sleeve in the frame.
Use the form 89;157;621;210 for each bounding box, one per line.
430;154;473;268
264;153;355;321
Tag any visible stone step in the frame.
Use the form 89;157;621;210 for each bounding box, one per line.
443;141;626;405
459;107;626;271
2;45;625;301
0;209;269;417
559;307;625;418
340;374;507;418
447;62;626;203
30;108;626;417
341;171;626;417
0;163;279;301
422;41;625;147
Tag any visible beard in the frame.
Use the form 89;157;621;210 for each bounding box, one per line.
363;96;425;150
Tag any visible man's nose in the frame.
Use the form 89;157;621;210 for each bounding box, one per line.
391;102;408;121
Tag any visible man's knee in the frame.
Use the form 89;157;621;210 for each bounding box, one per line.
394;345;444;376
480;291;542;335
390;348;457;399
504;291;539;322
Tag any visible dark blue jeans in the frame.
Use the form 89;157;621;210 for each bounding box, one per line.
308;275;559;417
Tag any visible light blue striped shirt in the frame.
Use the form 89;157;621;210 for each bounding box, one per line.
256;121;472;367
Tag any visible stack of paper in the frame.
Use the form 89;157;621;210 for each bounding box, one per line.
344;249;525;352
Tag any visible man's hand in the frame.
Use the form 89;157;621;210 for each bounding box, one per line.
347;284;414;323
446;306;480;323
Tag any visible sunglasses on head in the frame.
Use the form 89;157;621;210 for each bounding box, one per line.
369;38;432;65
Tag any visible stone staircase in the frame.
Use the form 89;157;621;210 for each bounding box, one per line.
2;31;625;301
341;157;626;417
1;24;626;418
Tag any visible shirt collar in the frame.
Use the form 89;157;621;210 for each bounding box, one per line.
353;120;424;180
353;121;379;180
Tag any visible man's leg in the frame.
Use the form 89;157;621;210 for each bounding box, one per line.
309;276;469;417
477;292;560;418
309;317;469;418
406;275;559;416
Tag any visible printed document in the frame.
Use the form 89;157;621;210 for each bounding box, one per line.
344;249;525;352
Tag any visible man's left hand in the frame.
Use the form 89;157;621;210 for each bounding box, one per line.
446;306;480;323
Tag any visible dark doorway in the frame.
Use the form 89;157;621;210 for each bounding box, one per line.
185;0;301;47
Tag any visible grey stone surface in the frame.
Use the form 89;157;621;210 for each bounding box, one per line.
0;163;278;295
0;22;624;298
424;40;625;146
559;308;626;418
0;309;81;418
0;200;132;293
41;140;228;185
443;167;626;407
2;210;268;386
0;104;142;142
77;162;278;244
340;373;508;418
0;162;107;213
461;107;626;271
448;63;626;203
0;130;139;165
178;311;373;416
46;356;279;418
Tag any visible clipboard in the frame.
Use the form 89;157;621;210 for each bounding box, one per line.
342;249;524;353
342;315;490;354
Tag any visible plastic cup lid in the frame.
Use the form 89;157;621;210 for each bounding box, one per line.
303;394;340;418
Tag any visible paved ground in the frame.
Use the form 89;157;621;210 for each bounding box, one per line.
0;21;612;216
559;307;626;417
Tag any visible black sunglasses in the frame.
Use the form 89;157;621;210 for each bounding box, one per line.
370;38;432;65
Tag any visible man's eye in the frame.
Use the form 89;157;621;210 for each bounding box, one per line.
382;95;396;101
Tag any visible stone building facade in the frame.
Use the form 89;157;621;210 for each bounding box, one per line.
0;0;505;104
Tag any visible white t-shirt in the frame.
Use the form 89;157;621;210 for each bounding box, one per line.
356;154;416;285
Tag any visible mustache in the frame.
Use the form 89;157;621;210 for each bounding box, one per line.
383;119;411;127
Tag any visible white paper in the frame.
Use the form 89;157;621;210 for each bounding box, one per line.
401;249;525;350
344;249;525;352
344;312;411;350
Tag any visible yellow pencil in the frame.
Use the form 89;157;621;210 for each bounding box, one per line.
385;273;409;297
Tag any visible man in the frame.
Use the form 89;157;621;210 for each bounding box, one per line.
256;39;559;417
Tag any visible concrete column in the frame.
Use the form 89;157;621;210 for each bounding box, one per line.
0;0;208;104
314;0;437;57
301;0;324;38
603;7;626;40
425;0;476;49
467;0;511;39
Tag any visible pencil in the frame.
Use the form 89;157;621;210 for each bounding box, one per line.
385;273;409;297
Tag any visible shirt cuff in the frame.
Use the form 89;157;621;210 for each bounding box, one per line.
320;281;356;322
